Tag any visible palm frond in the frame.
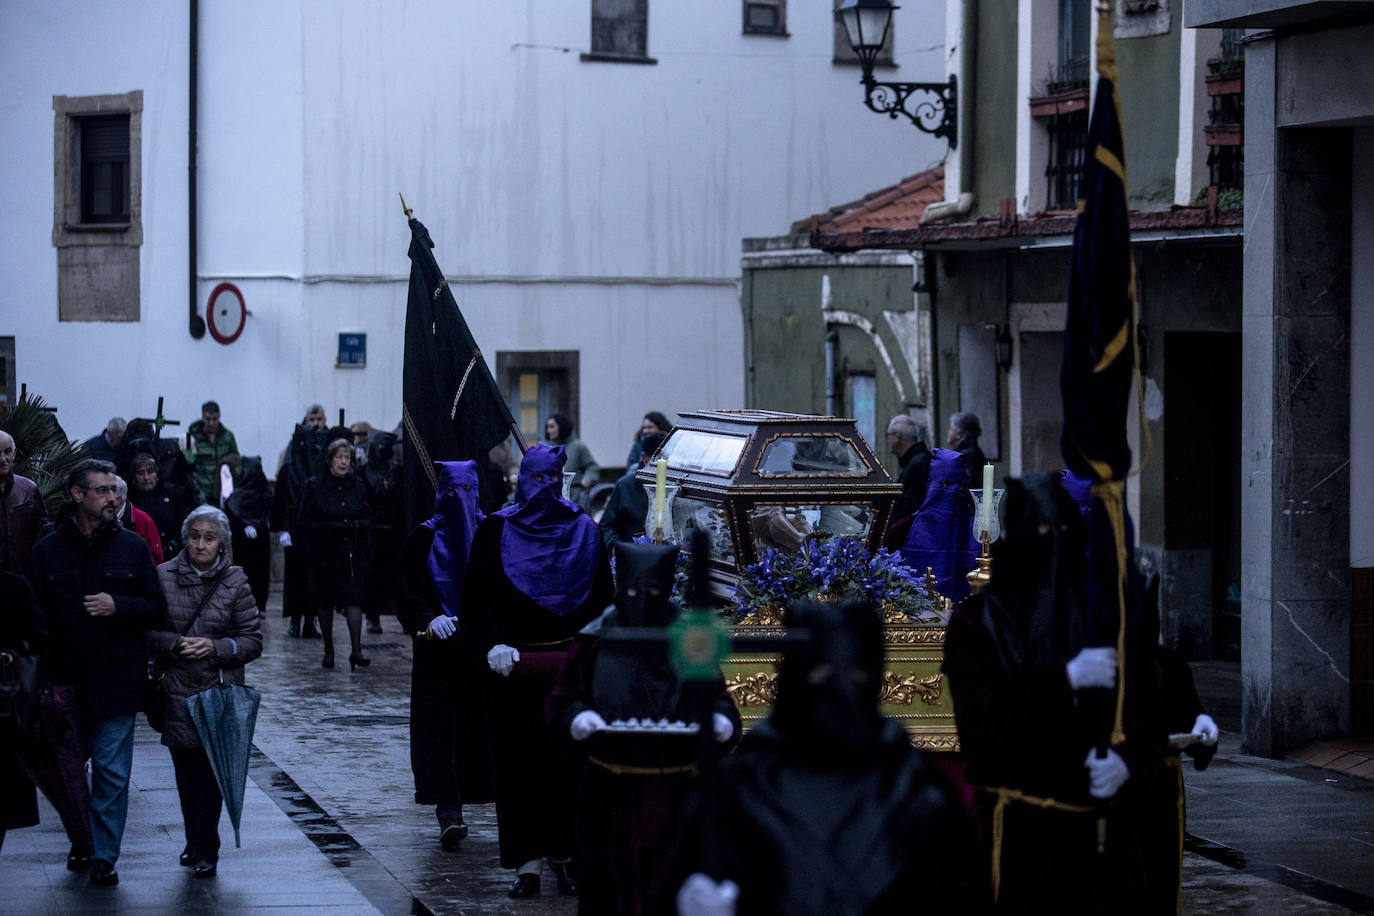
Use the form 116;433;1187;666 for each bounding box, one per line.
0;393;89;516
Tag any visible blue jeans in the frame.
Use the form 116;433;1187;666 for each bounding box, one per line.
81;714;136;864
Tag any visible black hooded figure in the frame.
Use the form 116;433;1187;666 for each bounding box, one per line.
681;599;977;916
942;473;1164;914
363;430;404;630
225;455;272;614
548;541;740;916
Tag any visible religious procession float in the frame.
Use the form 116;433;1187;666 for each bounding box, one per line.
635;410;980;752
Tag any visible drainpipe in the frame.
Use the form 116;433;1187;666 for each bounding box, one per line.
922;0;976;224
823;275;838;416
188;0;205;338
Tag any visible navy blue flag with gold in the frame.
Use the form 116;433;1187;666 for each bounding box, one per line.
402;215;521;531
1059;25;1139;747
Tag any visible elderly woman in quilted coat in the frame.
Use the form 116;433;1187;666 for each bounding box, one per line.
148;505;261;878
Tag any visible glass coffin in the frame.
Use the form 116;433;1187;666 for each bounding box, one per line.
637;410;899;595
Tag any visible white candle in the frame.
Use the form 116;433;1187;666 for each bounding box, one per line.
654;458;667;530
981;463;994;537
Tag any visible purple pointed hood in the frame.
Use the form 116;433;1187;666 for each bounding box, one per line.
423;461;483;618
495;443;601;615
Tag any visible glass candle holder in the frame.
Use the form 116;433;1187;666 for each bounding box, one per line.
643;483;680;544
562;471;577;501
969;487;1005;544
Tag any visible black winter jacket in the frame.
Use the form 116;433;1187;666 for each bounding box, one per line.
27;513;166;716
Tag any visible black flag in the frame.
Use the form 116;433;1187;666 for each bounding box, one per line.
1059;18;1139;749
402;216;520;530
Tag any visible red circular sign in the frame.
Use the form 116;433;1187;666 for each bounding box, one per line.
206;282;247;345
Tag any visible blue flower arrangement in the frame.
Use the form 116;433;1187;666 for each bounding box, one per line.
731;536;942;622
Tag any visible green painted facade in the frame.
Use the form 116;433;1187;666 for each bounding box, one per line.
742;244;928;479
1116;1;1185;207
974;0;1020;218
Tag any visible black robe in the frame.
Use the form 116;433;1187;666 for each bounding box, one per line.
942;475;1164;914
459;515;613;869
225;456;272;614
395;525;493;807
681;598;977;916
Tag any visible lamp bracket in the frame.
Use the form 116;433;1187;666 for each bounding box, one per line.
861;74;958;148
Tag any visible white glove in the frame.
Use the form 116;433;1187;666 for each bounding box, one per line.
1085;748;1130;799
676;873;739;916
1192;713;1219;746
712;713;734;744
279;531;293;548
1065;647;1117;690
429;614;457;640
244;525;258;540
487;644;520;677
570;710;607;741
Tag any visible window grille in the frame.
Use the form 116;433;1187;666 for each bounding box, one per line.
1045;109;1088;211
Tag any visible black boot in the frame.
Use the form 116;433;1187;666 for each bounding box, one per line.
550;860;578;896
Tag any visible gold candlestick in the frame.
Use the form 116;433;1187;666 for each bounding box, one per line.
966;532;993;591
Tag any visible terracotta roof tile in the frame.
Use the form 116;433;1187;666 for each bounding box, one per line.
791;164;945;234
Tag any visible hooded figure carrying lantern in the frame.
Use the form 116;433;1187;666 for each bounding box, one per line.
460;443;614;900
548;540;740;916
677;599;977;916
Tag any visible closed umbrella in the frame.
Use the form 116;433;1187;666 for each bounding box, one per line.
14;686;92;854
185;682;261;848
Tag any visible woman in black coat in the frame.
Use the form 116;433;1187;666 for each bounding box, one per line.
129;452;190;558
297;439;374;670
0;571;46;851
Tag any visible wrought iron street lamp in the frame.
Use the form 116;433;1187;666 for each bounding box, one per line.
835;0;958;148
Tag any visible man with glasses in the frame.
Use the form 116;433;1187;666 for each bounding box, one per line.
27;458;166;886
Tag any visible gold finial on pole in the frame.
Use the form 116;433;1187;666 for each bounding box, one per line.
399;193;414;220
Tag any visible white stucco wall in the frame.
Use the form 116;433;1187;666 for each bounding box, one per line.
1;0;946;466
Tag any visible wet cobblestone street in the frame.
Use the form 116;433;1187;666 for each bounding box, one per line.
3;598;1372;913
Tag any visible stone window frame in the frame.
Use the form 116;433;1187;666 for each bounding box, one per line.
582;0;657;65
52;90;143;249
495;350;581;445
0;337;15;407
743;0;788;36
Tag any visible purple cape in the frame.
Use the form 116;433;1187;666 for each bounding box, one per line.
422;461;484;617
494;443;601;616
899;448;979;603
1060;468;1094;519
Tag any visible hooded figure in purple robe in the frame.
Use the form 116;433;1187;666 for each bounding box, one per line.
424;461;484;618
460;441;614;898
899;448;980;603
493;443;601;616
396;459;493;851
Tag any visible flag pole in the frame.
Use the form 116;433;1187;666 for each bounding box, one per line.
401;190;526;462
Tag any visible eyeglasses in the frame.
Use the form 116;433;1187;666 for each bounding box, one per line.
80;485;118;497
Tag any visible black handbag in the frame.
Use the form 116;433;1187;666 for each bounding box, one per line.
0;647;42;731
144;569;226;733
